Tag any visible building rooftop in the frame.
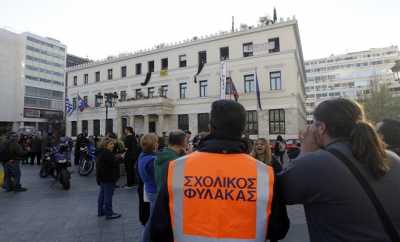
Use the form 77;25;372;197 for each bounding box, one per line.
67;17;299;72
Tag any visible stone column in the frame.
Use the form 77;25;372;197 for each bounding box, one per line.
113;118;119;136
66;121;71;137
115;113;123;138
157;114;164;136
144;115;149;133
100;119;106;136
189;113;198;134
130;115;135;128
258;110;269;138
77;120;82;135
88;120;94;136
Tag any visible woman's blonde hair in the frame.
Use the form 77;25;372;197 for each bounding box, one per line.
99;137;115;149
251;138;272;164
140;133;158;153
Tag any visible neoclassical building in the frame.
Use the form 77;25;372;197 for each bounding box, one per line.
66;17;306;139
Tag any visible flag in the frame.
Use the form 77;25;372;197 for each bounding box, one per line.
160;69;168;77
193;60;205;83
255;71;262;110
77;95;88;112
226;77;239;102
141;72;152;86
219;61;227;99
65;97;73;115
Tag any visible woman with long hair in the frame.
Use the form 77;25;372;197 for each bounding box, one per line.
279;98;400;242
251;138;282;173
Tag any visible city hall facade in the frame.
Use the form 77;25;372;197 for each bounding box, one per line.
66;18;306;139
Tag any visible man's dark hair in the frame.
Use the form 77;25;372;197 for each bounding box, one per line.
378;119;400;148
185;130;192;135
168;130;186;146
125;127;134;134
210;100;246;140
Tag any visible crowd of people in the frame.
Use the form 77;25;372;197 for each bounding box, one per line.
1;97;400;242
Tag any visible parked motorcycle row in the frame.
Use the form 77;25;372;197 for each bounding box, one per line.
39;139;95;190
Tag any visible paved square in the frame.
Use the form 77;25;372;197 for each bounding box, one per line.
0;165;309;242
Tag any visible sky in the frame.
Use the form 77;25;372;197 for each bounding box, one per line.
1;0;399;60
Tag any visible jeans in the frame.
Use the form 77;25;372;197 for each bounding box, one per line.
141;192;156;242
98;182;115;216
3;160;22;190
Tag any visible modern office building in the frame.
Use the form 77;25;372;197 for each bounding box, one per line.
305;46;400;122
0;28;66;134
66;17;306;139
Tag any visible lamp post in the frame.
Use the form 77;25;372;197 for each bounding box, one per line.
95;92;119;135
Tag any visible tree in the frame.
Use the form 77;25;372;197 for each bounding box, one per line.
362;84;400;123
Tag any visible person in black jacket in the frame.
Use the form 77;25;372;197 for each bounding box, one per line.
96;137;121;220
123;127;139;188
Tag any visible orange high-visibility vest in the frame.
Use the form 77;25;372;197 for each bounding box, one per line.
167;151;275;242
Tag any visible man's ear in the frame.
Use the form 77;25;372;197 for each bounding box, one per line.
318;121;328;135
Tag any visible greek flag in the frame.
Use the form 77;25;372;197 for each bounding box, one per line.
77;95;88;112
65;97;73;115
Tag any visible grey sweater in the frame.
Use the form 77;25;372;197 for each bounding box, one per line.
278;141;400;242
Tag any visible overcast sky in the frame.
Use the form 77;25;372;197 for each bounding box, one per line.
1;0;399;60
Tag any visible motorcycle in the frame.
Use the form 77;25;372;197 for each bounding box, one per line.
39;143;71;190
78;143;95;176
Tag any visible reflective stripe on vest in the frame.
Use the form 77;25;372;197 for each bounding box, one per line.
168;152;274;242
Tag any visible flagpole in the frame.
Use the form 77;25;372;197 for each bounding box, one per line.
76;91;80;136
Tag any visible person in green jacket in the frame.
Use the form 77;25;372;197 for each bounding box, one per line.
154;130;187;192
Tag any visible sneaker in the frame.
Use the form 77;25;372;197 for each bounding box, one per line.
106;213;121;220
15;187;28;192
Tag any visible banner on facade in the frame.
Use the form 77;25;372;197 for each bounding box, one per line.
219;61;227;99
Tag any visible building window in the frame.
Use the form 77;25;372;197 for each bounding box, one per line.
199;80;208;97
220;47;229;60
95;71;100;82
120;90;127;101
83;96;88;106
243;42;253;57
198;51;207;64
161;58;168;70
84;74;88;85
135;89;142;99
95;95;102;107
82;120;88;134
198;113;210;133
107;69;113;80
73;76;77;86
244;74;255;93
179;82;187;99
160;85;168;97
93;120;100;136
106;119;113;134
71;121;77;137
268;37;280;53
179;55;187;67
148;61;154;73
148;87;155;98
121;118;128;133
121;66;127;78
245;111;258;135
149;121;156;133
136;63;142;75
178;114;189;131
72;97;77;110
269;109;285;134
270;71;282;90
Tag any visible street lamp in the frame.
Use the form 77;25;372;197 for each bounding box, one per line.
95;92;119;134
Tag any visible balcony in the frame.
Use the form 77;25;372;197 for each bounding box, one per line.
117;96;174;115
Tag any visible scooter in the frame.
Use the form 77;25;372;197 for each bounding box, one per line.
39;143;71;190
